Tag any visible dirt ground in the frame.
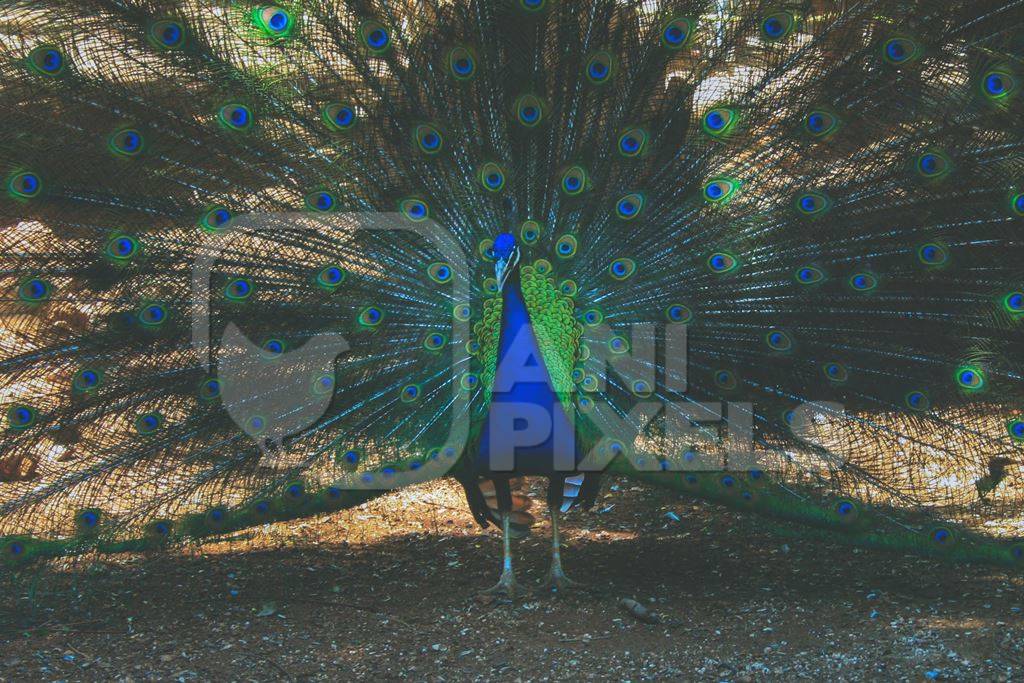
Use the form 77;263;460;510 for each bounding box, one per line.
1;478;1021;682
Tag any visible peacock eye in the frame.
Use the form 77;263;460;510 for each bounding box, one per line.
559;279;578;297
664;304;692;323
916;151;950;179
917;243;948;266
460;373;479;391
883;37;918;64
520;220;541;244
707;252;738;274
608;257;636;280
515;94;544;127
661;17;693;49
955;366;985;391
618;127;648;157
823;362;848;382
608;336;629;354
311;374;335;396
199;206;232;232
795;266;824;284
254;6;294;38
135;412;163;434
615;193;645;220
983;70;1016;99
904;390;930;411
218;103;253;131
27;45;65;76
322;103;356;131
478;162;506;191
560;166;588;195
109;128;144;156
316;264;345;289
765;329;792;352
73;368;103;393
585;51;614;84
261;338;286;357
761;11;795;40
427;262;452;283
138;303;167;326
224;277;253;301
414;124;443;154
582;308;604;326
423;332;448;351
519;0;545;11
8;171;41;199
7;405;37;430
1003;291;1024;315
17;277;50;303
150;20;185;49
849;272;877;292
804;109;839;138
702;107;737;137
703;178;738;204
198;378;221;401
1007;419;1024;441
1011;193;1024;216
360;21;391;53
400;197;429;221
795;191;831;216
359;306;384;327
449;46;476;79
106;235;139;261
453;303;471;321
306;190;336;212
555;234;578;259
400;384;421;403
714;369;736;389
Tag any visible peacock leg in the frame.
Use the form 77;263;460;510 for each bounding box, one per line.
542;505;582;592
482;512;519;599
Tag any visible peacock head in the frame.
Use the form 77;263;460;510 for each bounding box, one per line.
493;232;520;290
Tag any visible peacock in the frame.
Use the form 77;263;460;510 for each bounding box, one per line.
1;0;1023;598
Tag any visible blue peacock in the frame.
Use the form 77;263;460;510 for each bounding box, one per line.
1;0;1023;596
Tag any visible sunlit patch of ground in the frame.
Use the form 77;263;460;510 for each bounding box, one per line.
1;477;1021;681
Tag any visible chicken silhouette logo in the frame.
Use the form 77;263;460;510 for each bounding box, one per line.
190;211;472;480
217;322;350;466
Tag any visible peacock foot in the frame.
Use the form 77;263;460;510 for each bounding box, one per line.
541;565;583;593
482;569;519;600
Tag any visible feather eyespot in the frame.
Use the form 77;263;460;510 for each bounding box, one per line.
904;390;930;411
360;21;391;53
515;94;544;127
618;128;648;157
253;6;294;38
27;45;65;76
109;128;144;156
150;20;185;49
665;304;692;323
449;46;476;79
414;124;443;154
615;193;644;220
555;235;578;259
322;103;356;131
585;51;614;84
7;405;37;431
661;17;693;49
955;366;985;391
18;277;51;303
8;171;41;199
707;252;739;274
218;103;252;131
760;11;795;40
478;162;506;191
106;235;140;261
560;166;588;195
305;190;336;212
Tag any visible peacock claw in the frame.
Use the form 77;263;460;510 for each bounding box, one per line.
542;566;583;593
482;569;519;600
